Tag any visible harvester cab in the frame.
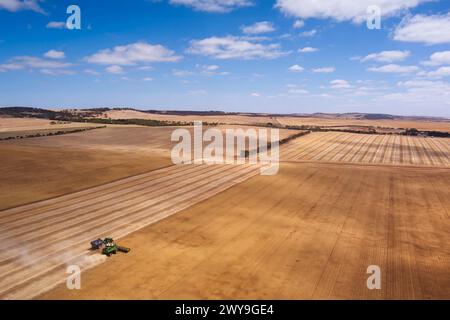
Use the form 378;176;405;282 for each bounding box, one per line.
90;238;130;257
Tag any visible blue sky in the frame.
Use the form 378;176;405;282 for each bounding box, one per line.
1;0;450;116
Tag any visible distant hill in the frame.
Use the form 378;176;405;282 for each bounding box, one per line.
0;106;449;122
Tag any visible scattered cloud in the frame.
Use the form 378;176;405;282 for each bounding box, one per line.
241;21;275;34
105;65;124;74
393;13;450;45
84;69;101;76
421;51;450;66
300;29;317;37
288;64;304;72
198;64;229;75
46;21;66;29
0;55;72;73
330;79;351;89
44;50;65;59
276;0;428;23
0;0;44;13
293;20;304;29
85;42;181;66
423;66;450;78
298;47;318;53
168;0;253;13
360;50;410;63
142;77;153;81
187;36;289;60
172;69;194;77
368;64;420;73
313;67;335;73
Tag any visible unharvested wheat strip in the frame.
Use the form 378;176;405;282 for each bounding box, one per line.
0;165;244;263
339;134;369;162
0;165;259;296
347;134;375;163
311;136;356;161
281;133;329;160
286;132;340;160
318;133;354;162
291;132;344;160
0;164;192;220
0;165;233;240
0;164;215;231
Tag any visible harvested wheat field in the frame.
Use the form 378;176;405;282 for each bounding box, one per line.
282;132;450;167
0;124;289;210
39;162;450;300
0;163;261;299
276;116;450;133
0;117;99;132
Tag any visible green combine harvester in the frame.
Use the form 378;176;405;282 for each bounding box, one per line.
90;238;130;257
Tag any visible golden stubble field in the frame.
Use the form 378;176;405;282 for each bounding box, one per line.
39;162;450;300
0;117;449;300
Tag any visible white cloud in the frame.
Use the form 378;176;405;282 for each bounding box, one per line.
368;64;420;73
142;77;153;81
187;36;289;60
425;66;450;78
250;92;261;97
198;64;229;75
288;64;304;72
313;67;335;73
330;79;351;89
0;56;71;72
361;50;410;63
421;51;450;66
0;0;44;13
46;21;66;29
172;69;194;77
169;0;253;13
276;0;428;23
105;65;124;74
44;50;65;59
84;69;101;76
241;21;275;34
300;29;317;37
393;13;450;45
293;20;304;29
298;47;318;53
85;42;181;66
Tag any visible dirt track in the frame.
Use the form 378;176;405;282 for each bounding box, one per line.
39;162;450;299
0;163;261;299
